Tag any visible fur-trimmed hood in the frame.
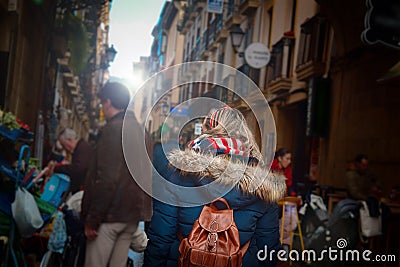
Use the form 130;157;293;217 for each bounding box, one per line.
168;148;287;202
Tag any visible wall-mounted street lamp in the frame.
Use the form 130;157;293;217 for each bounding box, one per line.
100;44;118;70
99;44;118;87
162;101;169;115
105;44;117;65
230;24;245;55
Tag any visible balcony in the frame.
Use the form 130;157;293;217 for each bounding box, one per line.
200;29;208;58
190;48;195;61
200;38;211;60
195;37;201;60
207;19;218;51
177;7;193;34
215;15;228;43
266;36;295;95
200;51;211;60
177;0;206;34
189;10;199;21
188;42;201;62
296;15;331;81
239;0;260;16
193;0;206;12
225;0;242;29
200;16;228;56
177;11;190;34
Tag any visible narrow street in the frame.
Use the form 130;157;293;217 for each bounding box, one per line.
0;0;399;266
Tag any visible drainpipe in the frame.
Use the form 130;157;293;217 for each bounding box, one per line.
323;27;335;78
34;111;44;167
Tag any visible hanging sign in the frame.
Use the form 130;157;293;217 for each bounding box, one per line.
207;0;223;14
362;0;400;49
244;42;271;69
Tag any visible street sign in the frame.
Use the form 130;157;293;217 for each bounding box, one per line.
194;123;202;135
244;42;271;69
207;0;223;14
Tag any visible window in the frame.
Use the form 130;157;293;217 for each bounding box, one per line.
196;15;202;39
285;0;297;32
201;28;208;54
267;37;295;83
195;36;201;60
197;27;201;39
227;0;235;18
244;24;254;48
235;64;260;99
209;17;216;47
263;7;274;89
267;7;273;46
222;76;230;103
216;14;223;33
161;34;168;54
216;51;225;84
297;15;329;67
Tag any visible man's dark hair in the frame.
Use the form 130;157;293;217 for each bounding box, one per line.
355;154;368;163
98;82;130;110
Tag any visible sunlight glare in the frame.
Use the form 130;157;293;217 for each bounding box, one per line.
109;69;144;96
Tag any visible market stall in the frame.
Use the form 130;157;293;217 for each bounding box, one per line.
0;110;59;266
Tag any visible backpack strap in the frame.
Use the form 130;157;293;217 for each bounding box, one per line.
210;197;252;255
210;198;230;210
178;231;183;241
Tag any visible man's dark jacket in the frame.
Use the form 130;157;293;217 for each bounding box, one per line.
54;139;92;193
81;111;153;229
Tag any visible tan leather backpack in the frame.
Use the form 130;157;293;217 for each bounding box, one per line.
178;198;250;267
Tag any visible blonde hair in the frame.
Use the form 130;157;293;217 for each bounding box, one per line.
204;107;263;162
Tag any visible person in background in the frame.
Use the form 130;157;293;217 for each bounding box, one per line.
346;154;380;200
152;124;182;180
47;128;92;194
346;154;389;240
144;107;286;266
81;82;152;267
271;148;296;196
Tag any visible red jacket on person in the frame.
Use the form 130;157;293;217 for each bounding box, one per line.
271;158;293;190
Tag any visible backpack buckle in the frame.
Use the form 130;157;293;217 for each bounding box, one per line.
207;232;218;251
207;220;219;251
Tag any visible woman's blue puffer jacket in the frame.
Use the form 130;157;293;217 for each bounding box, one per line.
144;144;286;267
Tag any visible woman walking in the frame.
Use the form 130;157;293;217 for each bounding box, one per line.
144;107;286;267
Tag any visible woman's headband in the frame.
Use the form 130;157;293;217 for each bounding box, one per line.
209;106;231;128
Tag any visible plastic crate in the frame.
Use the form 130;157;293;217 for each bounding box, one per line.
40;173;70;207
0;124;20;141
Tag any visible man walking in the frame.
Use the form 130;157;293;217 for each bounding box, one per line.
81;82;152;267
